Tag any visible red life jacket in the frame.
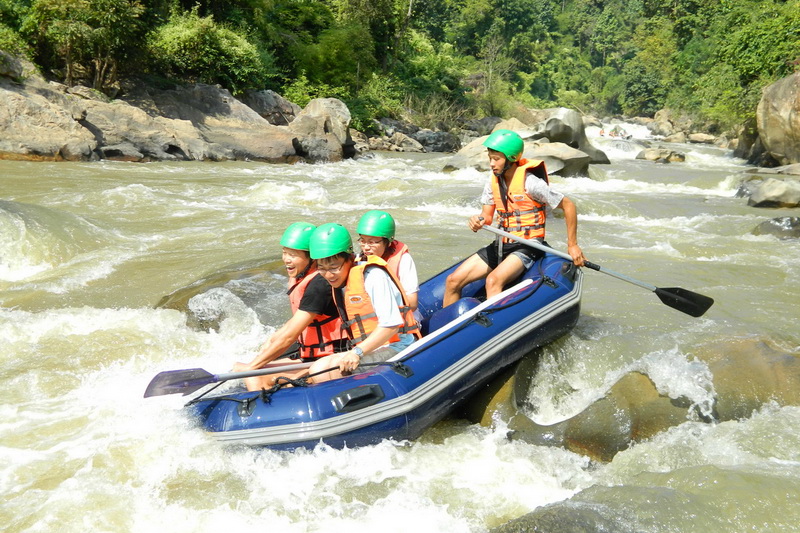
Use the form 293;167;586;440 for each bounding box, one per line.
490;158;548;243
287;268;344;360
339;255;421;345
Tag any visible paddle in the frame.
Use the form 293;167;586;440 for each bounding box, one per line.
144;362;312;397
480;224;714;317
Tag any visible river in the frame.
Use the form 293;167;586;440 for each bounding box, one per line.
2;125;799;532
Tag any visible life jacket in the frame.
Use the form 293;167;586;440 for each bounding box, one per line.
357;240;409;284
338;255;421;345
287;268;345;360
490;158;548;243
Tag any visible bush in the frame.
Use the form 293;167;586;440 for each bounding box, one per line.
0;21;30;58
147;9;275;94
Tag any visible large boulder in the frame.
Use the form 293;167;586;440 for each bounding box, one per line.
461;338;800;463
288;97;355;161
127;83;299;163
530;108;609;164
747;177;800;208
0;76;96;161
242;89;301;125
752;217;800;239
756;72;800;165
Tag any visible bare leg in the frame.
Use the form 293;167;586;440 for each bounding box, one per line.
307;354;345;383
443;254;493;307
485;254;525;299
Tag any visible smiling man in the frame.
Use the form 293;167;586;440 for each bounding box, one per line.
307;223;420;382
233;222;345;390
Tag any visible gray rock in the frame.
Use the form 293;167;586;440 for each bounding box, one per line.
242;89;301;125
757;72;800;165
747;177;800;207
752;217;800;239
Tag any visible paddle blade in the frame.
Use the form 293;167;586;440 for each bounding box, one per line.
655;287;714;317
144;368;216;398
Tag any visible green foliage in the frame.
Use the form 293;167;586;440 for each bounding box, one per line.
7;0;800;135
0;21;30;57
147;8;275;93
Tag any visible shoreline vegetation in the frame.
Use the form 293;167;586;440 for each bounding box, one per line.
0;0;798;167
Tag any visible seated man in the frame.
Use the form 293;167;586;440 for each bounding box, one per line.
443;129;586;307
306;223;421;382
233;222;345;390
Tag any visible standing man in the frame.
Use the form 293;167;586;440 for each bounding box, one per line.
443;129;586;307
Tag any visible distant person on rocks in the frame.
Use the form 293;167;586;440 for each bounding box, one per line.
443;129;586;307
233;222;346;390
306;223;421;383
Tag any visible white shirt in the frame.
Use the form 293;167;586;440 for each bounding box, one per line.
363;265;405;328
396;252;419;296
480;174;564;208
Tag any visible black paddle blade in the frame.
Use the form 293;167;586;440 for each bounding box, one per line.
655;287;714;317
144;368;216;398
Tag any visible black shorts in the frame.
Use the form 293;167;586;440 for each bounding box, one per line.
476;240;545;269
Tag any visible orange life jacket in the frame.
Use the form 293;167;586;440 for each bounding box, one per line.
339;255;421;345
490;158;548;243
287;268;345;360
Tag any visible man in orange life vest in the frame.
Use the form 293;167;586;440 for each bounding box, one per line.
233;222;346;391
443;129;586;307
307;223;421;382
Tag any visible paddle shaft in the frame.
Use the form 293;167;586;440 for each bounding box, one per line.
213;362;312;381
481;224;658;292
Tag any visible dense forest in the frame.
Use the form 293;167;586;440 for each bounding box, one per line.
1;0;798;134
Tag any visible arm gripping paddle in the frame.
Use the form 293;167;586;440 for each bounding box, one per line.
481;224;714;317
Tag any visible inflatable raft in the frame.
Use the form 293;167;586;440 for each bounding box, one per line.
180;253;582;450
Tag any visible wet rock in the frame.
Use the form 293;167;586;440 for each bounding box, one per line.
747;177;800;208
462;339;800;463
752;217;800;239
529;108;609;165
156;258;288;331
491;504;628;533
409;129;460;152
688;133;716;144
635;148;686;162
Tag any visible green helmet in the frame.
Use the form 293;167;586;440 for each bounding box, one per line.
309;223;353;259
280;222;316;251
483;129;524;162
357;210;395;239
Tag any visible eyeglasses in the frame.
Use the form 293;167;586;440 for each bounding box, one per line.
317;261;346;275
358;237;385;246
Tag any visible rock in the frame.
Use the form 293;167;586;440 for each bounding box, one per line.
461;338;800;463
491;504;622;533
752;217;800;239
747;177;800;207
0;76;97;161
635;148;686;162
526;142;589;177
288;97;355;161
409;128;460;152
757;71;800;165
242;89;301;125
750;163;800;176
688;132;716;144
462;116;502;136
529;108;609;164
663;132;687;143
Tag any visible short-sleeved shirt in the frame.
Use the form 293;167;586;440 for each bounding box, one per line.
480;173;564;209
363;265;405;328
297;273;338;317
396;253;419;295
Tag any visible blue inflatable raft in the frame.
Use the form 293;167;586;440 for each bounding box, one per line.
179;253;582;449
